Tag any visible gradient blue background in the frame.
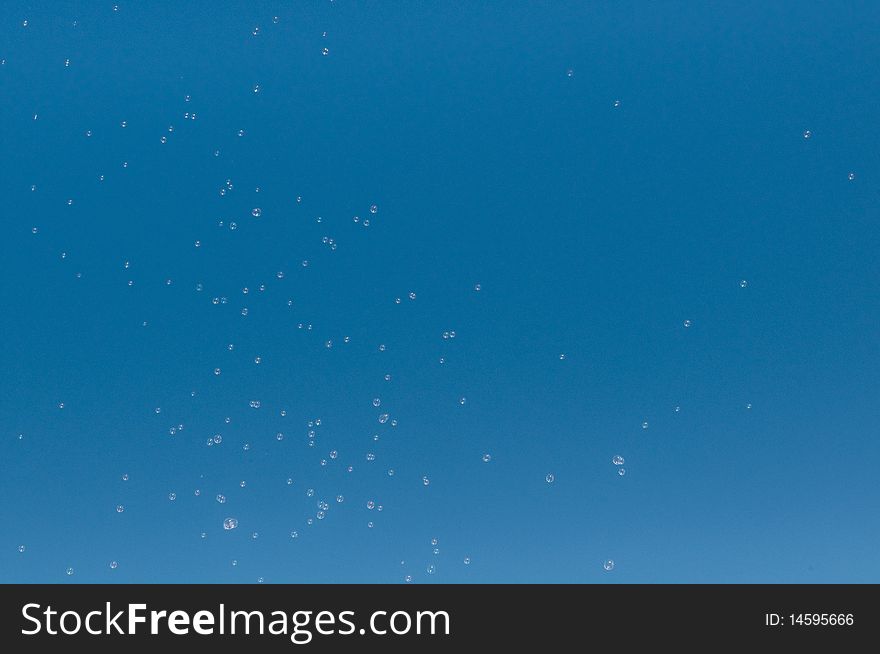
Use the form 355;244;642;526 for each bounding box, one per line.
1;1;878;583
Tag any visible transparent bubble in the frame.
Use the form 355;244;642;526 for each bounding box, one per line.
336;495;344;503
459;397;467;405
422;476;430;486
618;468;626;476
251;532;259;540
641;421;649;430
405;575;413;583
223;518;238;530
370;204;378;214
252;208;261;217
322;47;329;55
559;353;566;360
482;453;492;463
116;504;125;513
683;319;692;328
848;172;856;181
746;403;752;409
740;279;748;288
426;564;436;575
803;129;812;139
546;473;555;483
613;99;621;107
121;473;129;481
603;559;615;571
239;480;246;488
216;494;226;504
566;68;574;77
18;545;26;553
66;568;74;576
409;292;416;300
372;398;381;407
464;557;471;565
290;531;299;539
168;492;177;501
110;561;118;569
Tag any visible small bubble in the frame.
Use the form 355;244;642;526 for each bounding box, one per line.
482;453;492;463
740;279;748;288
612;455;624;465
422;476;430;486
18;545;26;553
603;559;615;571
641;421;649;430
566;68;574;77
322;47;329;55
546;473;555;483
168;492;177;501
223;518;238;530
803;129;812;139
66;567;74;576
848;172;855;181
683;319;692;328
474;283;482;291
618;468;626;476
252;208;261;217
216;494;226;504
370;204;378;214
116;505;125;513
110;561;118;569
426;564;436;575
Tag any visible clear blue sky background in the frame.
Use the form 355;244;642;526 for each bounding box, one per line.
1;1;878;583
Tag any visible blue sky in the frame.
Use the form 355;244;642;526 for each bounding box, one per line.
1;1;878;583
